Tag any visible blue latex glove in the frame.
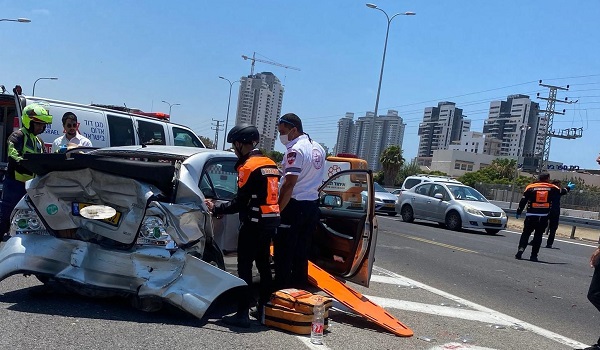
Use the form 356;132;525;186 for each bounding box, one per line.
515;213;520;219
567;182;575;191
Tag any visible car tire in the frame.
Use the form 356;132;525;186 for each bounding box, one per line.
485;229;500;235
400;205;414;223
388;212;397;216
445;211;462;231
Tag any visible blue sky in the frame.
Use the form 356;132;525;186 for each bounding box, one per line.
2;1;599;169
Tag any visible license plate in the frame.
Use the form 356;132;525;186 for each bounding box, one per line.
385;203;395;208
487;218;501;224
72;202;122;226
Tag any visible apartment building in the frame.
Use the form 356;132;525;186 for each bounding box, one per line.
234;72;284;151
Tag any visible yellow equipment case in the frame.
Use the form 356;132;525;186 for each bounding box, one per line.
262;288;332;334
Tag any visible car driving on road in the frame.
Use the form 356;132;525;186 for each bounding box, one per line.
396;181;507;234
362;182;398;216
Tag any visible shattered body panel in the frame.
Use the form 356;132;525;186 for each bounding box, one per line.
0;235;245;319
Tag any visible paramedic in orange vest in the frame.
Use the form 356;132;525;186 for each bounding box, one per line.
515;172;562;262
1;103;52;239
205;124;280;328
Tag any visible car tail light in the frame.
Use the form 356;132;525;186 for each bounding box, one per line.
10;209;50;235
137;216;175;248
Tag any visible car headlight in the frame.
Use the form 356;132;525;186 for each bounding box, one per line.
374;197;383;203
10;209;50;235
500;211;507;218
137;216;175;248
464;205;484;216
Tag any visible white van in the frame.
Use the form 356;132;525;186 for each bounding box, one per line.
14;95;205;152
0;89;205;189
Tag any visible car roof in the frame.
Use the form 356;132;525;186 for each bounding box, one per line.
91;145;235;159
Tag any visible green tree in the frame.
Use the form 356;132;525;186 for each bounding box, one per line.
379;146;405;187
199;136;215;149
396;160;423;186
262;149;284;163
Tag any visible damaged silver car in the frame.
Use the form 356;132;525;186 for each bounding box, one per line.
0;146;378;321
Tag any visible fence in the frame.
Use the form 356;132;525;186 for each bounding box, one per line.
473;183;600;219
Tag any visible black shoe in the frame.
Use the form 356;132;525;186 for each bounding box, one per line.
515;251;523;260
530;255;538;262
249;305;263;321
222;313;250;328
576;344;600;350
545;245;553;249
528;241;533;246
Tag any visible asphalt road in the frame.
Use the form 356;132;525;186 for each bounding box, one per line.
0;218;598;349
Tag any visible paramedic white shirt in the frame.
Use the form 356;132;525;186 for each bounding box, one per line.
281;134;326;201
51;132;93;153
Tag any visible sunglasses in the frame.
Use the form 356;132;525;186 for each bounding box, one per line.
278;118;296;128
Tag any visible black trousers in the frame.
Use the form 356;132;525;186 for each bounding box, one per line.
518;215;549;257
236;221;275;313
588;266;600;345
0;177;26;235
273;199;319;290
546;211;559;247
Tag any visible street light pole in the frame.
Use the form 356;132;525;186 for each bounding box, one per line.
509;124;531;209
32;77;58;96
161;100;180;119
219;76;239;150
364;3;415;170
0;18;31;23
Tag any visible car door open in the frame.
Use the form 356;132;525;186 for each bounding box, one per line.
311;169;377;287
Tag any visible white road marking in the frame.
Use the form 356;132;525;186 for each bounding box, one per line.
373;266;589;349
296;334;332;350
428;343;497;350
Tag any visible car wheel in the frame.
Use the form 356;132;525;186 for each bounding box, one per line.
485;229;500;235
388;212;397;216
445;211;462;231
400;205;414;223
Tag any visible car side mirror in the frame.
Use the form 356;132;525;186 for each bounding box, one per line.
434;193;444;200
321;194;343;208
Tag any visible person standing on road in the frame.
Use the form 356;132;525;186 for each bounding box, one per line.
544;179;573;249
1;104;52;239
204;124;280;328
579;247;600;350
514;172;562;262
51;112;92;153
274;113;326;290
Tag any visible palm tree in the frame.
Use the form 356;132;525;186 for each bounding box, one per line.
379;146;405;187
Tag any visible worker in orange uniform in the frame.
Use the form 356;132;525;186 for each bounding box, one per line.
205;124;280;328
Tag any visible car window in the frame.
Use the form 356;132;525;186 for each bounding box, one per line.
108;114;135;146
430;184;448;200
138;120;165;145
199;159;237;200
447;185;487;202
415;183;432;196
373;182;388;193
403;178;422;189
173;127;204;148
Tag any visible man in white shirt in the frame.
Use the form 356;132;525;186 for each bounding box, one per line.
51;112;93;153
274;113;326;290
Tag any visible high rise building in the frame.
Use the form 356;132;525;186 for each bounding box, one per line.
337;110;405;171
482;94;543;170
417;102;468;165
234;72;284;151
335;112;355;155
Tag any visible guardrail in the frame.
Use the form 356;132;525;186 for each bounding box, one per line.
502;207;600;242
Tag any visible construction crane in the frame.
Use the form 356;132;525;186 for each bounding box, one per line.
242;52;300;75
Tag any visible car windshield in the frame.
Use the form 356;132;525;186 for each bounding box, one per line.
447;185;488;202
373;182;389;193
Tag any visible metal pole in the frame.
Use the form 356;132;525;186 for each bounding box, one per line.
32;77;58;96
364;4;414;170
219;77;239;150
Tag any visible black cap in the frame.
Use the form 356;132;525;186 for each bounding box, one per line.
278;113;303;133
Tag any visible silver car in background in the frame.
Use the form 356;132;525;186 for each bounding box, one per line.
396;182;507;234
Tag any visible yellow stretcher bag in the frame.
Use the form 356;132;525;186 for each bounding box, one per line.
269;288;333;314
263;303;329;335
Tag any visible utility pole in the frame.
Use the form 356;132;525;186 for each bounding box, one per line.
211;119;224;150
536;80;580;173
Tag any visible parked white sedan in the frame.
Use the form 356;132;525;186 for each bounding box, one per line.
396;182;507;234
